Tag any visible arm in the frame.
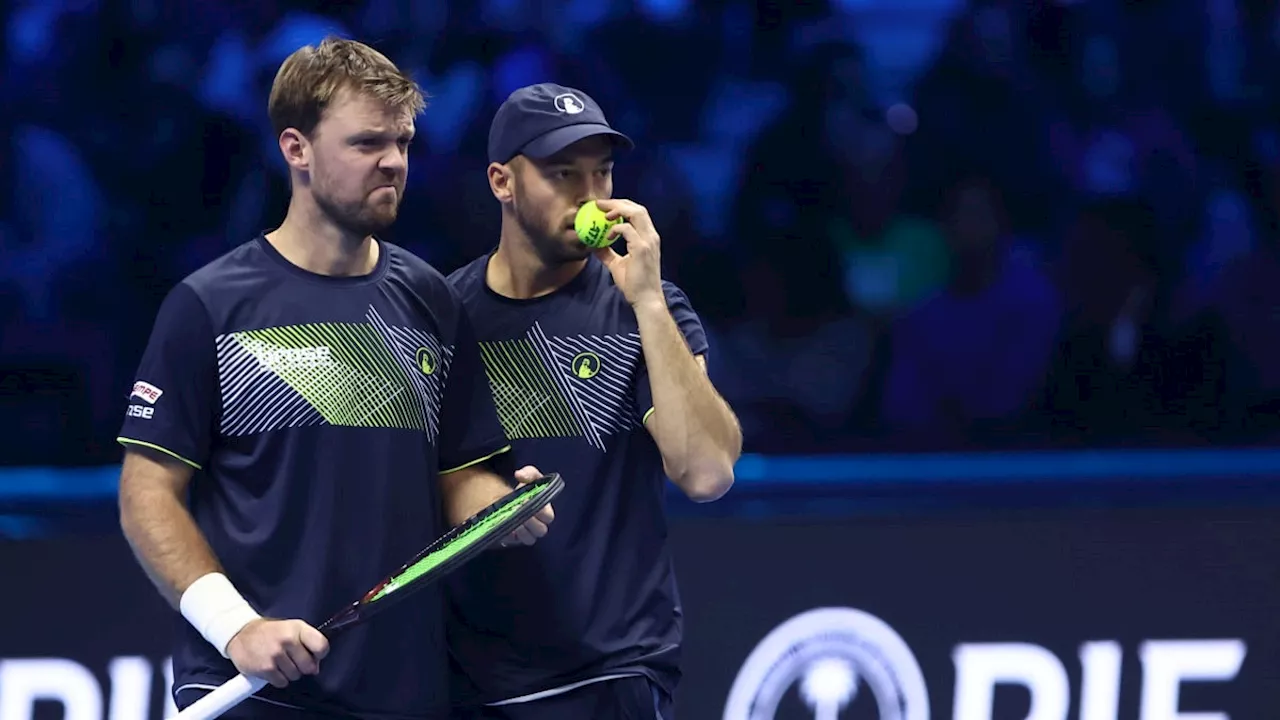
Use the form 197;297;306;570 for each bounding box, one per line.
634;298;742;501
592;198;741;503
440;464;513;527
114;283;260;646
440;464;553;545
435;296;552;544
115;283;325;685
118;448;221;608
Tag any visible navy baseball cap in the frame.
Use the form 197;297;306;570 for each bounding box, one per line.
488;83;634;164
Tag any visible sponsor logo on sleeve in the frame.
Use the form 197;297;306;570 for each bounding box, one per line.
130;381;163;405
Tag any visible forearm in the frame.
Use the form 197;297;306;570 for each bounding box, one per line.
120;487;223;609
634;298;741;500
440;466;513;526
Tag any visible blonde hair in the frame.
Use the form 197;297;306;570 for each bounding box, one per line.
268;35;427;138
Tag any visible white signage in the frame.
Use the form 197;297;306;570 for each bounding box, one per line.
0;656;175;720
725;607;1247;720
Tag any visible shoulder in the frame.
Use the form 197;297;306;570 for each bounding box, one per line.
181;238;265;302
166;238;271;326
382;241;469;308
382;241;452;289
660;279;695;309
445;253;491;301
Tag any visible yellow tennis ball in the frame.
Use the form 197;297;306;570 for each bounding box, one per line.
575;201;622;248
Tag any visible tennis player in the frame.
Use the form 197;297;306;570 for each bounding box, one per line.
444;83;742;719
116;38;553;720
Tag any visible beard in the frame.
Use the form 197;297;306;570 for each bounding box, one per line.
313;176;400;239
512;189;591;266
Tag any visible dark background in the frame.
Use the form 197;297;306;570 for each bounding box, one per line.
2;500;1278;718
6;1;1280;718
8;0;1280;463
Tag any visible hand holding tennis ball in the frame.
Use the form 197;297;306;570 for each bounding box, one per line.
589;198;666;309
575;200;623;248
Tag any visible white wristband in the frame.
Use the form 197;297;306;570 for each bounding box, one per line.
180;573;262;659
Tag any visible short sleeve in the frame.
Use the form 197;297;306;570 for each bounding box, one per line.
635;281;710;423
117;283;217;469
438;307;510;474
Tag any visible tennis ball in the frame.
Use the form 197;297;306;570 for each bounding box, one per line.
575;201;621;248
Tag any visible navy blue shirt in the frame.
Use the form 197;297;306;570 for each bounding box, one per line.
444;253;708;706
118;236;508;719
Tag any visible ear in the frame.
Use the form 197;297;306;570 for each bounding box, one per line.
279;128;311;176
488;161;515;203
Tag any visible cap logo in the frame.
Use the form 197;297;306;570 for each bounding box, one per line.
554;93;586;115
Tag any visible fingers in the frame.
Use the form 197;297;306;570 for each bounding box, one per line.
504;513;551;547
276;650;303;683
283;642;318;678
536;502;555;526
297;623;330;661
606;222;638;244
231;619;327;689
522;516;549;540
594;199;652;229
282;624;323;677
513;465;542;485
509;526;536;546
593;246;622;267
606;223;658;256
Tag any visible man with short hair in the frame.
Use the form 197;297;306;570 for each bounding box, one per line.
445;83;742;719
117;37;553;719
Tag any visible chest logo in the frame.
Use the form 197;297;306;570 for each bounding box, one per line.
416;347;437;375
571;351;602;379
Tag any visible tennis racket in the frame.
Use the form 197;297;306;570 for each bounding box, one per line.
174;472;564;720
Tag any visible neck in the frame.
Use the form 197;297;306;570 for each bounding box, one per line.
487;217;587;299
265;192;379;277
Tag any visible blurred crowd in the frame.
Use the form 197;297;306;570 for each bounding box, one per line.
4;0;1280;465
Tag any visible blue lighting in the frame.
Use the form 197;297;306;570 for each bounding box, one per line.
4;448;1280;502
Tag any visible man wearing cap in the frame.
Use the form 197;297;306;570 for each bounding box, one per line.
443;84;742;718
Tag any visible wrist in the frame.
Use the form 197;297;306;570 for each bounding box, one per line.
630;293;667;316
180;573;261;659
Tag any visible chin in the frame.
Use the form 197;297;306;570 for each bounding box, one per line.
560;243;594;262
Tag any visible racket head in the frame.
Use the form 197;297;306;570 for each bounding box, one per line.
319;473;564;633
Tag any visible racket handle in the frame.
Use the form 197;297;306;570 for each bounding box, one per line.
173;673;268;720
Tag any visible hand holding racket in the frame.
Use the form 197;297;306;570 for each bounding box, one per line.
499;465;556;548
174;472;565;720
225;619;329;689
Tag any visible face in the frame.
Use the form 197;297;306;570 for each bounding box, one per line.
495;136;614;265
290;89;415;238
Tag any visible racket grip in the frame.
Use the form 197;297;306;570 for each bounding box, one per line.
173;673;268;720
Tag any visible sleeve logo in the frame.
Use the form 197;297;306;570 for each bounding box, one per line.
130;381;164;405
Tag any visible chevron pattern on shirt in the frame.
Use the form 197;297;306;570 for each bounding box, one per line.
477;322;644;451
215;306;452;439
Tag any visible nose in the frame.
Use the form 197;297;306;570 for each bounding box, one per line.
379;147;407;175
578;189;600;207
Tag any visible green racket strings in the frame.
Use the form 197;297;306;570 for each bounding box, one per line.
370;483;552;602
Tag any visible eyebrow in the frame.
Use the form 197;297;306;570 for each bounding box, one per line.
351;127;416;141
543;155;614;168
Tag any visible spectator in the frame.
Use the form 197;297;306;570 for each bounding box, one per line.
882;174;1062;447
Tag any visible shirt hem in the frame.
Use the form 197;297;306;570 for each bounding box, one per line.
441;444;511;475
486;673;643;706
117;437;202;470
